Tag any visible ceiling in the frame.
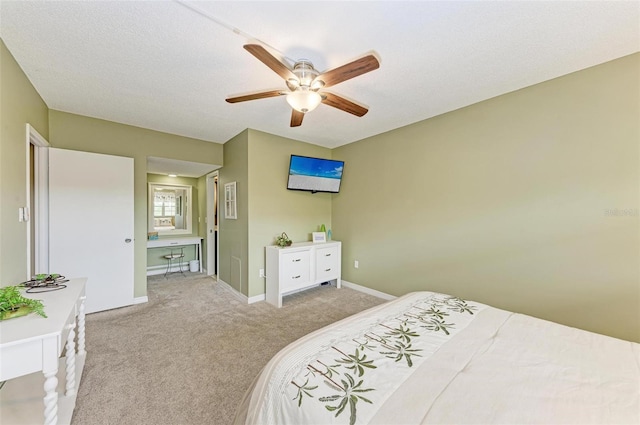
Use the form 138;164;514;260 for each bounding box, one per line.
1;1;638;149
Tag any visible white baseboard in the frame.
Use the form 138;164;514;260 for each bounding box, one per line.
216;278;264;304
146;263;190;276
248;293;266;304
217;278;392;304
341;280;396;300
146;268;165;276
133;296;148;305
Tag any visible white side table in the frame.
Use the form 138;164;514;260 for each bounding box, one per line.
0;278;87;425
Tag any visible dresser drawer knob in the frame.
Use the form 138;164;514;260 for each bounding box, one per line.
325;268;331;272
293;258;301;262
292;275;301;279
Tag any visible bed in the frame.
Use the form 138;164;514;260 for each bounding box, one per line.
234;291;639;425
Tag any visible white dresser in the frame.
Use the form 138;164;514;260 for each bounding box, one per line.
266;241;341;307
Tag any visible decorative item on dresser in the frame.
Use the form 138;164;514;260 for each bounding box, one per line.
311;232;326;243
266;241;341;308
275;232;293;247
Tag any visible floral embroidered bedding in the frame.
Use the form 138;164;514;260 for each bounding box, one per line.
234;292;639;425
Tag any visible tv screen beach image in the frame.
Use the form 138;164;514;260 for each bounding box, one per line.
287;156;344;193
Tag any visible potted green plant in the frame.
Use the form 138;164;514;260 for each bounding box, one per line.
0;285;47;320
275;232;293;247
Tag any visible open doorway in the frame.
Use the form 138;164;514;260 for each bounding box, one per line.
206;171;219;277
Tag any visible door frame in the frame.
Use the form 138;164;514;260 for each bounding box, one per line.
206;171;219;277
26;124;50;278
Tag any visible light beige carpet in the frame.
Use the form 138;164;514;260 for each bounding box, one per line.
71;273;385;425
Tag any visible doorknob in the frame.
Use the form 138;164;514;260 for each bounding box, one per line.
125;238;132;243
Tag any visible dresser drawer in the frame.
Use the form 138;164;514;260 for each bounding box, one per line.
281;250;311;291
316;246;339;281
282;250;311;272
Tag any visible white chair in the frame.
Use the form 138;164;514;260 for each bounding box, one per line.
163;247;185;278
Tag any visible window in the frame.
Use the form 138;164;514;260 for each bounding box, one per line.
224;181;237;220
154;191;176;217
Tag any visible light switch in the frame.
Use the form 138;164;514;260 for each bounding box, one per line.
19;207;30;222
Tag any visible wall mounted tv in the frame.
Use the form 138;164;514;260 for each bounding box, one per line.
287;155;345;194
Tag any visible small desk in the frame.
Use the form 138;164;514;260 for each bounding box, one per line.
147;236;203;274
0;278;87;425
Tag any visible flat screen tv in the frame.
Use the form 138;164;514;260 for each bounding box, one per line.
287;155;345;194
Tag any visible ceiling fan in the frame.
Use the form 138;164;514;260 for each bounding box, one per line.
226;44;380;127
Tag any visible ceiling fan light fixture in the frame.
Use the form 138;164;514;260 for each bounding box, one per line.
227;44;380;126
293;60;319;87
286;89;322;113
310;79;325;90
287;78;300;89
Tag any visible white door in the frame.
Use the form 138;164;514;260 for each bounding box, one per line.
49;148;134;313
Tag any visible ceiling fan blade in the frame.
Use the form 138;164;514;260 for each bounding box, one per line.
226;90;285;103
317;54;380;88
290;110;304;127
321;92;369;117
244;44;296;81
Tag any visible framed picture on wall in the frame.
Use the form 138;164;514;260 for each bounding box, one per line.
224;181;237;219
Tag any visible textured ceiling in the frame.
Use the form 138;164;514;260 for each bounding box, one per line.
1;1;638;149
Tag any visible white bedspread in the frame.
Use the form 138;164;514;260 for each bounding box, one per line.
237;292;639;425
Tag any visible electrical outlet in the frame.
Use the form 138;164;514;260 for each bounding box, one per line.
259;269;265;278
354;260;359;269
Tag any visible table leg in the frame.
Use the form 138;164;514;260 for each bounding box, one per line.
78;296;86;356
43;370;58;425
65;321;77;396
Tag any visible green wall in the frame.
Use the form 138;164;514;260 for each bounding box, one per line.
247;129;332;298
0;39;49;285
48;111;223;297
219;130;249;294
332;53;640;342
218;129;333;298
